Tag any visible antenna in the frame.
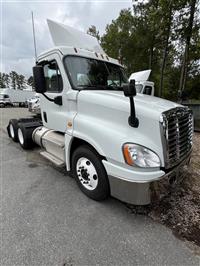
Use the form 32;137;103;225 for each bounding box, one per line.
31;11;37;63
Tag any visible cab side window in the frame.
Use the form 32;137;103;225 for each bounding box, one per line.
143;86;152;95
44;61;63;92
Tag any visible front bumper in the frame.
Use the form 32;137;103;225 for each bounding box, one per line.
102;155;191;205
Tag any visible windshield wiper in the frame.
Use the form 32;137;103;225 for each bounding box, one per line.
78;84;123;91
78;85;107;90
105;85;123;90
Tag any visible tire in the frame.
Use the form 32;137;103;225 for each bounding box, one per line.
7;119;19;142
72;145;110;201
17;123;35;149
0;102;5;108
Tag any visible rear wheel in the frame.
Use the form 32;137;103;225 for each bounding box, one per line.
72;145;110;201
17;123;35;149
7;119;19;142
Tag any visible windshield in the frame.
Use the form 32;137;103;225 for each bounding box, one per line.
64;56;128;90
135;84;143;93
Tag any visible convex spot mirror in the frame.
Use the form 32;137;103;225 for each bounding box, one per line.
33;66;46;94
123;79;137;97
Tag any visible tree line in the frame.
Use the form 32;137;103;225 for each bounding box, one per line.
0;71;34;90
88;0;200;101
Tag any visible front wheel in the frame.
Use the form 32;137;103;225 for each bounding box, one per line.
72;145;110;201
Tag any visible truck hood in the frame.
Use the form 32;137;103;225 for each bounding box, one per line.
78;90;181;121
76;90;182;166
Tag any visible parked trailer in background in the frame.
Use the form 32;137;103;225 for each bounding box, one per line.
0;88;35;107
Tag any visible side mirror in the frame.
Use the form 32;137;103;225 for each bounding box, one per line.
33;66;46;93
54;96;62;106
123;80;137;97
123;80;139;128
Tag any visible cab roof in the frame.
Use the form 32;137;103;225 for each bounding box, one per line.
37;46;121;66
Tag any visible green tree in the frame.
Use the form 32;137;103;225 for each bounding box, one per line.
27;76;34;90
0;72;5;88
102;9;147;74
158;0;174;97
16;74;26;90
9;71;18;89
0;72;10;88
4;73;10;87
100;1;200;100
178;0;199;93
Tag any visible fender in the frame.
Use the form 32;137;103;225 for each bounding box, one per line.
65;132;106;171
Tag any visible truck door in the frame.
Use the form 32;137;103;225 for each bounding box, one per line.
40;54;71;132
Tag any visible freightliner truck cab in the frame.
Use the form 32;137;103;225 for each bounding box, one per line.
7;20;193;205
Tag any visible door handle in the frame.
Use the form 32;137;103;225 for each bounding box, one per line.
43;112;47;122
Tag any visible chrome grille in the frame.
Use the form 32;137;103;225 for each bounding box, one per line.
160;107;193;169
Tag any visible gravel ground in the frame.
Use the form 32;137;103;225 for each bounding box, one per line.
127;132;200;248
150;133;200;246
1;107;200;265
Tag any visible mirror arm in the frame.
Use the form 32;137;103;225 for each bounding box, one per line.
128;96;139;128
42;93;54;102
41;93;62;106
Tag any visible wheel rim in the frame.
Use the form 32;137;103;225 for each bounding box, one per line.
9;124;15;138
18;128;24;145
76;157;98;190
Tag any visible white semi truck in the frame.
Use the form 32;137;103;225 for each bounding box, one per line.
7;20;193;205
129;70;155;96
0;88;35;107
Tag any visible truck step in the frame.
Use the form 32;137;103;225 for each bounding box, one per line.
40;151;65;167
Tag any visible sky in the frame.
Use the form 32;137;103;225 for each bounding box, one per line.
1;0;133;77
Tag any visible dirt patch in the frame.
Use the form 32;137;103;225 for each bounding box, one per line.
28;163;38;168
127;133;200;248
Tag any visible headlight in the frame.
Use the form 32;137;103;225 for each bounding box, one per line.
123;143;160;168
